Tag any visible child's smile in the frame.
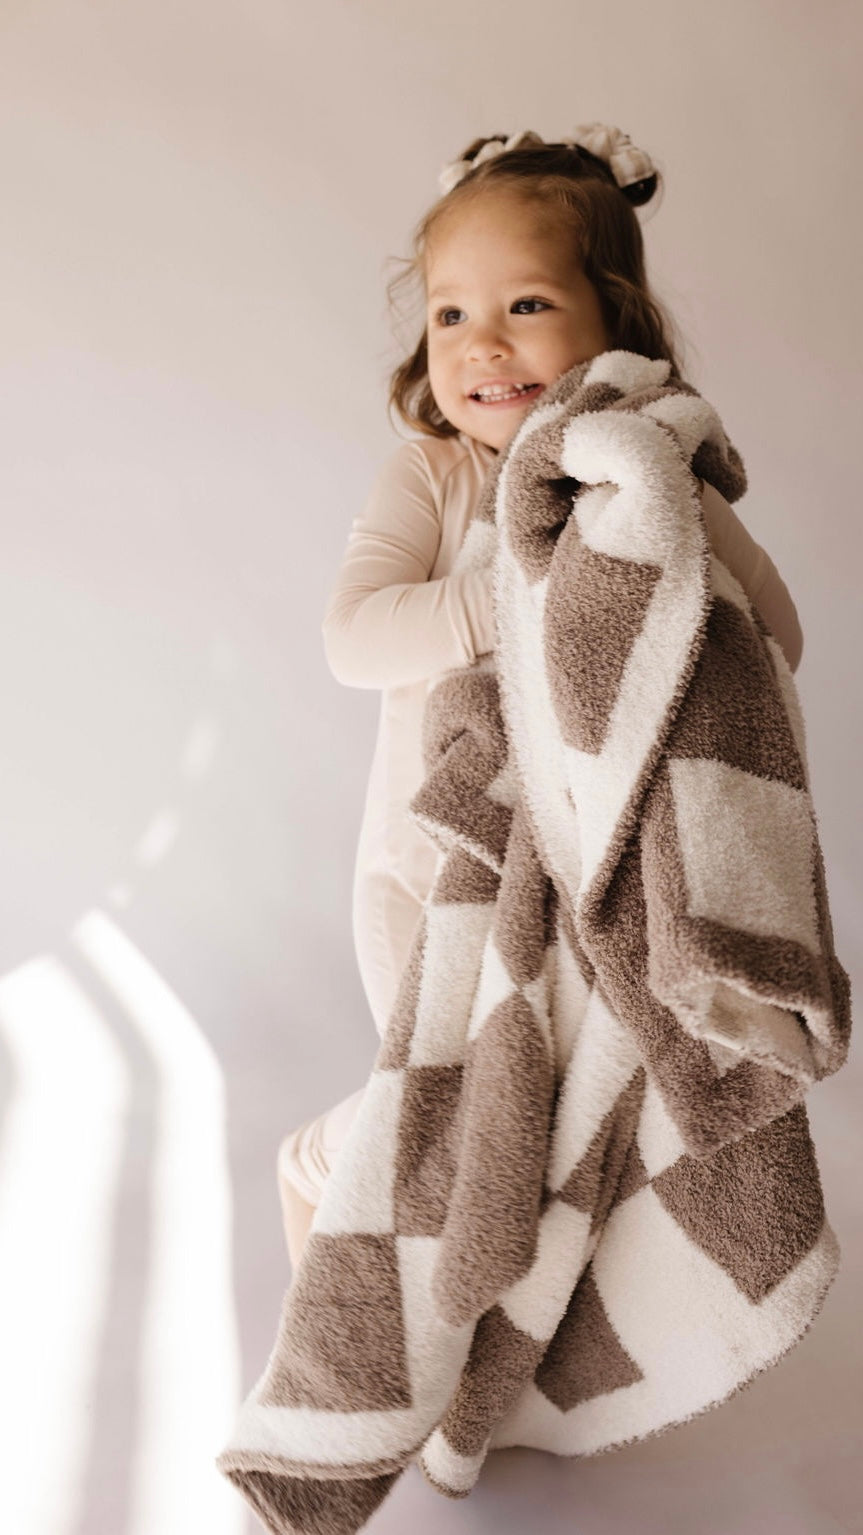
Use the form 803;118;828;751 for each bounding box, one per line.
424;189;610;451
467;380;545;408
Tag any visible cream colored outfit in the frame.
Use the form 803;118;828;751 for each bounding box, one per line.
278;428;804;1212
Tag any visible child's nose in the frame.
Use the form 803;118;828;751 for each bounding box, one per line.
467;324;514;360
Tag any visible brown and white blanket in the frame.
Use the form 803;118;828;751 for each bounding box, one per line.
216;350;851;1535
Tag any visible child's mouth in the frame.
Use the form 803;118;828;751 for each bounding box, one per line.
468;383;543;408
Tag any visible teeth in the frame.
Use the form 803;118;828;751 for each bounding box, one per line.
473;383;535;401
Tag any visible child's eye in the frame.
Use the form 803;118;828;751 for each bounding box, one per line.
435;298;550;327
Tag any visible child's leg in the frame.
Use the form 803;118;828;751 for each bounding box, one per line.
277;1088;366;1273
352;866;429;1038
278;1177;316;1273
278;853;434;1271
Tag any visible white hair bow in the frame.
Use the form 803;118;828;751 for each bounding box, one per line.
437;123;655;196
568;122;656;191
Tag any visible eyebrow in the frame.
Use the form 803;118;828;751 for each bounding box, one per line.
426;276;566;301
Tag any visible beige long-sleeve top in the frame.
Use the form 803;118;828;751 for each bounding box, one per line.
322;430;804;915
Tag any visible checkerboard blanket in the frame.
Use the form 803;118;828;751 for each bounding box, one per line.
216;351;851;1535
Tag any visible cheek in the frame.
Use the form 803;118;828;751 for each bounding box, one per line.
428;352;454;392
426;361;448;407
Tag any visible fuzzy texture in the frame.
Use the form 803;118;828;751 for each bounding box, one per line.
216;351;851;1535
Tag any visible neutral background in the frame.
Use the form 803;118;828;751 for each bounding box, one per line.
0;2;860;1533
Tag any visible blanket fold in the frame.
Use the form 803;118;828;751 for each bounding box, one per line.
216;351;851;1535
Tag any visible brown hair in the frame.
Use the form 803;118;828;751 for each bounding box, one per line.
384;134;689;439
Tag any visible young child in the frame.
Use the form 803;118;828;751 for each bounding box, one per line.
277;124;804;1272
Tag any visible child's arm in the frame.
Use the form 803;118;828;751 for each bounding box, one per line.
322;455;803;688
321;441;495;689
700;480;804;672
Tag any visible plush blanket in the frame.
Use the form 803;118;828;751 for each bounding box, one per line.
216;350;851;1535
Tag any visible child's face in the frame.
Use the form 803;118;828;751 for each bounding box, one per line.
424;191;610;452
